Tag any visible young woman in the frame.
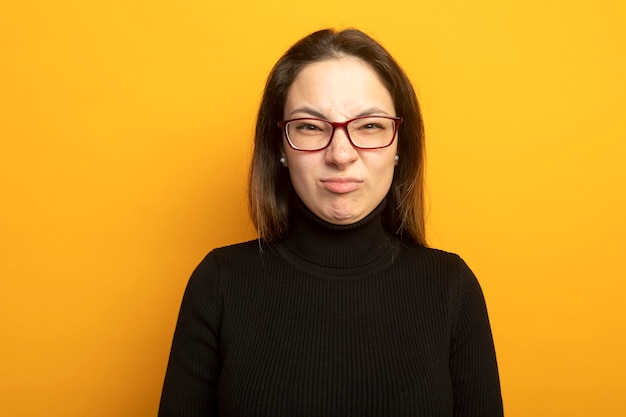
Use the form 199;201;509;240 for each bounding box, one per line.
159;28;503;417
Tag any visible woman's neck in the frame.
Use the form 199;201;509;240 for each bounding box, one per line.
283;195;394;269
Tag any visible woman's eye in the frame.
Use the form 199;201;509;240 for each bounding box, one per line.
295;123;318;130
294;122;326;133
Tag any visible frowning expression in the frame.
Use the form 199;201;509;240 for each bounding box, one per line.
282;56;398;225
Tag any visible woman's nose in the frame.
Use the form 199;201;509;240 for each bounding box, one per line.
324;127;358;167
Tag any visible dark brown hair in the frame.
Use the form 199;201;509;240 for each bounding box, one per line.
248;28;426;245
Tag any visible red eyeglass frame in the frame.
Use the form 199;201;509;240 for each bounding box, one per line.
277;116;403;151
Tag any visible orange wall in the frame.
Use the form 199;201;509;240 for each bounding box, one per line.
1;1;625;416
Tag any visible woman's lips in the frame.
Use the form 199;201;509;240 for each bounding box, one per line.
321;177;362;193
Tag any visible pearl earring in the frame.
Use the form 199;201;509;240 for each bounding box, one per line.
394;155;400;161
279;156;286;165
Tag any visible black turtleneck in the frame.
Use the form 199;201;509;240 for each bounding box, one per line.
159;198;503;417
280;196;398;276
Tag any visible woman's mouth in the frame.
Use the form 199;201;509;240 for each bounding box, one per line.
320;177;362;194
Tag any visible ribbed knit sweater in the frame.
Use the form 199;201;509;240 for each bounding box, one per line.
159;199;503;417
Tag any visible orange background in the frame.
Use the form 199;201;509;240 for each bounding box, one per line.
1;1;625;416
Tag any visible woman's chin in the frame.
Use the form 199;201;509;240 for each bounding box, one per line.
322;207;363;225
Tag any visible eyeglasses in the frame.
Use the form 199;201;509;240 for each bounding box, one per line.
278;116;403;151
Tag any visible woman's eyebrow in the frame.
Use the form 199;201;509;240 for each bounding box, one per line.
287;107;326;119
355;107;391;117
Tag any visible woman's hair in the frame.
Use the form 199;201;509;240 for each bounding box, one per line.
248;28;426;245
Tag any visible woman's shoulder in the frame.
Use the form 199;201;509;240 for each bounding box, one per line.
183;240;263;293
210;239;262;258
400;242;464;266
396;242;478;285
195;239;287;275
193;240;263;271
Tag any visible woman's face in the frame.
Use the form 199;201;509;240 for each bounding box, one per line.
282;57;398;225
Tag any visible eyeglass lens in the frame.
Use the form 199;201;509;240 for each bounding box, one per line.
286;117;397;150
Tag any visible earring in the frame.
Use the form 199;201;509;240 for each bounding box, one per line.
394;155;400;161
279;156;286;166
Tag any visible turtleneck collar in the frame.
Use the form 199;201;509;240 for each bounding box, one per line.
276;194;399;277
